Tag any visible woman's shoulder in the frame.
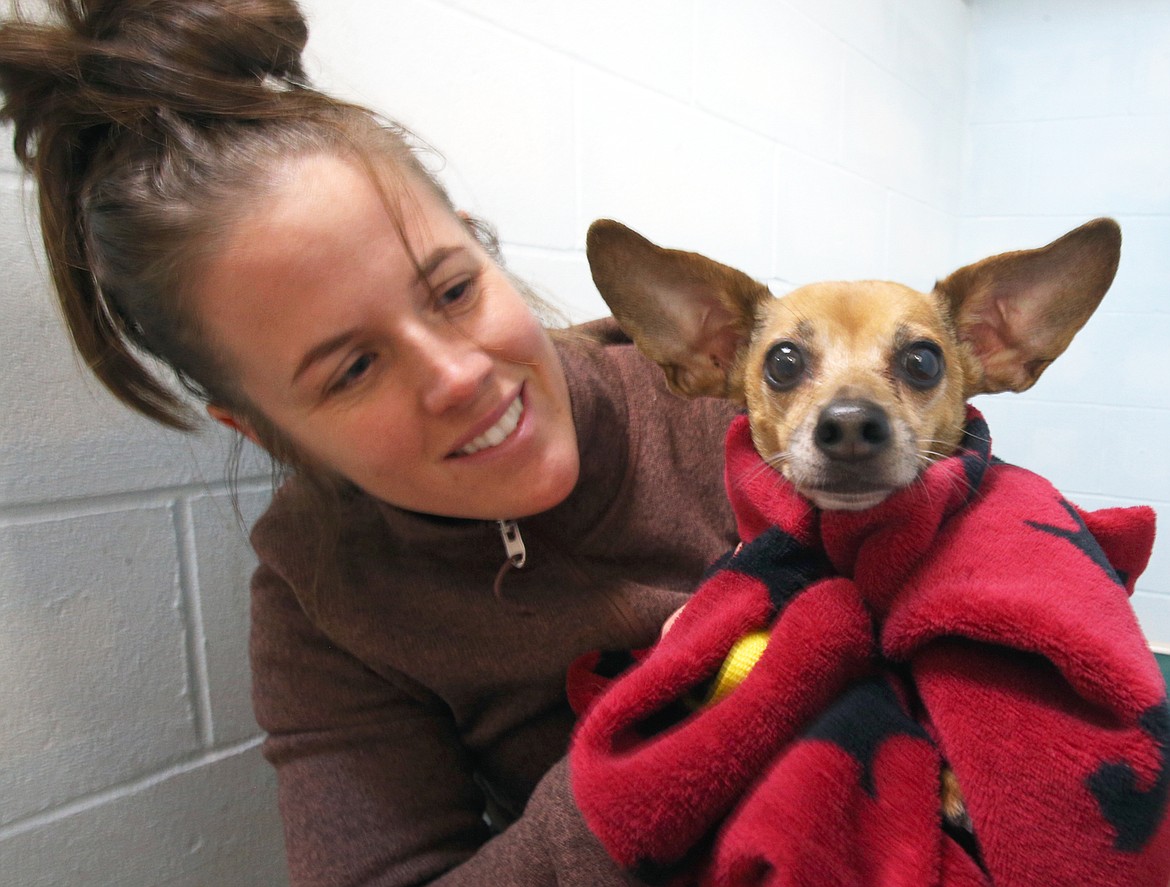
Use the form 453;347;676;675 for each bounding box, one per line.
559;315;632;348
554;316;738;516
249;476;387;589
556;315;738;429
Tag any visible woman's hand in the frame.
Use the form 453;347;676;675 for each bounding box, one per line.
660;605;685;638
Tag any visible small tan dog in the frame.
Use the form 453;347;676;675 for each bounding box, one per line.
586;217;1120;512
585;216;1122;834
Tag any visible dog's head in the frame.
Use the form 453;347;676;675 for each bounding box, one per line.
586;218;1121;510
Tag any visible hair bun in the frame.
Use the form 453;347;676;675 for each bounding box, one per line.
0;0;310;154
89;0;309;86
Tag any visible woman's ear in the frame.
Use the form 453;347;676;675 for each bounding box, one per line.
207;404;262;447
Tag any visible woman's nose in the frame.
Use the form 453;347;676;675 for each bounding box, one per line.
414;330;494;415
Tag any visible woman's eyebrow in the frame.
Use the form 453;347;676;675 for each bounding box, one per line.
292;329;360;385
417;245;463;279
290;246;471;385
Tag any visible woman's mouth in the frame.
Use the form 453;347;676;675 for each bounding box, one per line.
454;393;524;457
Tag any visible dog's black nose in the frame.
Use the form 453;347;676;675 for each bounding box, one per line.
814;399;891;462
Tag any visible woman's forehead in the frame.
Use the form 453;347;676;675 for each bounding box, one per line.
196;162;450;354
210;154;464;283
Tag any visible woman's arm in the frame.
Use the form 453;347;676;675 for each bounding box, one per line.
251;564;642;887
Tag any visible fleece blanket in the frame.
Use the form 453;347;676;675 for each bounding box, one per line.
569;407;1168;886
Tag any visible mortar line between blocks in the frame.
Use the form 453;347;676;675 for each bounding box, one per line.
0;737;264;841
1058;490;1169;510
174;499;216;748
438;0;792;151
431;0;693;110
0;477;273;526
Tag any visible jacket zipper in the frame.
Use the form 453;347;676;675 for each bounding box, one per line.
492;520;637;637
496;519;527;568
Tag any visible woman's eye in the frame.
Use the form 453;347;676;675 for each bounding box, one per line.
763;341;805;390
897;341;944;389
438;280;471;309
330;353;375;394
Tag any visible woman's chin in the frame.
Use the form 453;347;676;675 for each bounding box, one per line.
506;450;581;518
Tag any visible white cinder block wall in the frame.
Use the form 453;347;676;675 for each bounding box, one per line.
958;0;1170;647
1;0;1163;883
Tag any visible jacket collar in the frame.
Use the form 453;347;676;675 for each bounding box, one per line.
373;327;632;563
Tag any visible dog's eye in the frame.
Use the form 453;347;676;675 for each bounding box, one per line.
764;341;805;390
897;341;944;389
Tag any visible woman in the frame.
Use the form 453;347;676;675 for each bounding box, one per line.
0;1;737;884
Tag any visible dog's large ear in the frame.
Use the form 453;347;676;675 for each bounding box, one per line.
586;219;771;400
937;218;1121;395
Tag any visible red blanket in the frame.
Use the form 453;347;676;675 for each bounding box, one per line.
569;408;1167;886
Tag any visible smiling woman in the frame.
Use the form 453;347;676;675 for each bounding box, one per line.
201;154;580;519
0;1;738;884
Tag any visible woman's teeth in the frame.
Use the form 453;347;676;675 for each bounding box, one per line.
458;395;523;456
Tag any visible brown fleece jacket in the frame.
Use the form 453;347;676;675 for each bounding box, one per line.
249;319;738;887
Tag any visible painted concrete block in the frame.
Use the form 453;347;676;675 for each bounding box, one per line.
0;181;269;506
978;398;1170;506
1049;313;1170;411
0;745;287;887
1124;2;1170;114
773;148;887;285
1026;115;1170;218
434;0;693;100
189;488;274;747
1133;592;1170;649
1139;542;1169;603
1108;215;1170;314
960;123;1035;217
785;0;900;71
1090;406;1170;506
969;0;1129;124
885;193;956;293
0;507;198;826
578;70;775;280
502;246;608;325
974;397;1105;497
694;0;843;159
840;53;960;207
300;0;577;250
890;0;969;110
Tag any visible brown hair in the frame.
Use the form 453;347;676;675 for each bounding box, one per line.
0;0;485;443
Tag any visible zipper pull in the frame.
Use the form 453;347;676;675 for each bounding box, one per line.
496;519;527;569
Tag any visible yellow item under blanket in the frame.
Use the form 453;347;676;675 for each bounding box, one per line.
706;630;770;705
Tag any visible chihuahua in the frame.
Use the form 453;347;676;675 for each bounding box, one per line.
585;215;1121;837
585;217;1120;512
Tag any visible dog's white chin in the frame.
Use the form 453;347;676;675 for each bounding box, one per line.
804;489;893;511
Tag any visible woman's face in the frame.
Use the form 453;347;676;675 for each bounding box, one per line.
199;154;580;519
